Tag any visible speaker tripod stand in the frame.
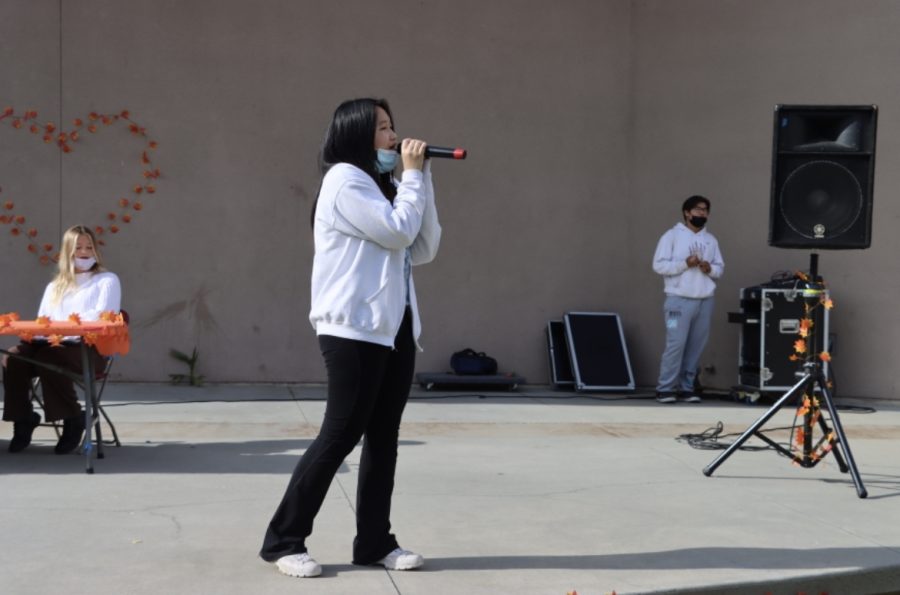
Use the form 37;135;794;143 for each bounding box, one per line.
703;256;867;498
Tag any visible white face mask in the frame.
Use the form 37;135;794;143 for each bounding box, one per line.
74;256;96;271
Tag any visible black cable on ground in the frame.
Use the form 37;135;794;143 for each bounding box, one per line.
675;421;794;452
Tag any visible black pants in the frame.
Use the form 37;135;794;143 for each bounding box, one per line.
3;342;105;422
260;308;416;565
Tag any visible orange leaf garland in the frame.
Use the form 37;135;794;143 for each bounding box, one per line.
36;315;51;327
67;313;82;325
3;107;160;264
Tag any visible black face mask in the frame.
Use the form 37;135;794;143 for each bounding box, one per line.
689;216;707;229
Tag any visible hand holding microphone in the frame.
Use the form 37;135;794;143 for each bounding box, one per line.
397;138;427;171
396;139;468;161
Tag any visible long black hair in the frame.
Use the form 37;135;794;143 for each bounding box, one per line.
310;98;397;227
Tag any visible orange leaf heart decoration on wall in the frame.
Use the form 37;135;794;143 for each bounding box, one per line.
0;107;161;265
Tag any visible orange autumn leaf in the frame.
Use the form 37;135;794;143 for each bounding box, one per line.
109;225;120;233
819;351;832;362
142;151;150;164
29;124;39;133
73;118;83;127
793;339;807;354
99;310;118;322
133;185;143;194
27;228;37;237
10;228;20;236
15;215;24;224
120;110;130;118
107;212;117;221
68;313;82;325
146;185;156;194
119;198;130;208
823;298;834;310
39;255;50;265
36;315;51;327
27;244;37;253
799;318;813;331
133;202;143;211
148;140;158;149
798;327;808;338
44;122;56;133
48;335;63;347
12;119;22;129
88;124;97;133
122;214;132;223
70;131;79;142
3;201;13;210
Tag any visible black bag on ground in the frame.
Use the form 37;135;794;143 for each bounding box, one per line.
450;348;498;375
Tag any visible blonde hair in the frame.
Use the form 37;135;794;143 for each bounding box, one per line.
50;225;106;305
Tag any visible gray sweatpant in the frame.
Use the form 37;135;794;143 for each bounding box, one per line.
656;295;714;394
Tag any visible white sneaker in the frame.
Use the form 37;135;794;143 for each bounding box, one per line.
378;547;424;570
275;553;322;577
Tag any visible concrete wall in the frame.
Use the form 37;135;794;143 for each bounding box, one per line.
627;0;900;400
1;0;633;385
2;0;898;401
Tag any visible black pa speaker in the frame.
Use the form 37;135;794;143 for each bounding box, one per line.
769;105;877;249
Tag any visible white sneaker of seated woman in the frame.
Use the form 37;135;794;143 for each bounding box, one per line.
275;553;322;577
378;548;424;570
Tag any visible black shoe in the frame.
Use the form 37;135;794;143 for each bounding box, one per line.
655;392;677;404
9;412;41;453
55;415;85;455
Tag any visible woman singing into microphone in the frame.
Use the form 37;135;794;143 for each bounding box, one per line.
260;98;441;578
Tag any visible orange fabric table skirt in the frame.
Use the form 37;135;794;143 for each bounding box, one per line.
0;313;130;357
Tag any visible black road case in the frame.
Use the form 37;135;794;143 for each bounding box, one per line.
735;286;830;392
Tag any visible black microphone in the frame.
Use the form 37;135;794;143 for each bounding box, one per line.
395;142;467;160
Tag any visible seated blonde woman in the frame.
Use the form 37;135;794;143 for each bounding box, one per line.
2;225;122;454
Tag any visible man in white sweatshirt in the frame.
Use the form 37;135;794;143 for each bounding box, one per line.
652;195;724;403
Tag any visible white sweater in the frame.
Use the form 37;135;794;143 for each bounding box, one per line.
309;161;441;349
652;222;724;299
37;271;122;321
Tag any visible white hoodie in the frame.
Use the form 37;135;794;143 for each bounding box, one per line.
652;222;724;299
309;162;441;349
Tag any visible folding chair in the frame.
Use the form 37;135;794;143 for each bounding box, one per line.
30;351;122;450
